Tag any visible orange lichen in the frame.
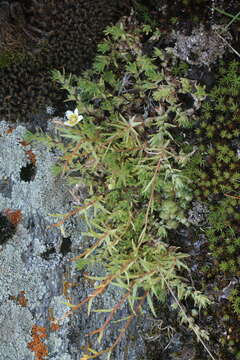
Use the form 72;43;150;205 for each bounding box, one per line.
6;127;16;134
50;322;60;332
9;291;28;307
26;149;36;165
19;140;37;164
19;140;30;147
17;290;28;307
3;208;22;225
28;325;48;360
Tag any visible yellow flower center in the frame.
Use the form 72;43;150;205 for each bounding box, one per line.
68;114;78;124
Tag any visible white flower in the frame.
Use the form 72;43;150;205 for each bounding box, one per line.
64;108;83;126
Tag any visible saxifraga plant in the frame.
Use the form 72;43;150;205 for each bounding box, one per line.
26;17;213;360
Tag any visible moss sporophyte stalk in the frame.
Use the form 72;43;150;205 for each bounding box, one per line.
25;17;214;359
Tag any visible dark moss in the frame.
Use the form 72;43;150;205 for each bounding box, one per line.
0;0;131;123
137;0;240;32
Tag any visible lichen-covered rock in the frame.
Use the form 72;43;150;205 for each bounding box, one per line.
0;120;148;359
0;302;33;360
0;120;73;359
172;25;231;67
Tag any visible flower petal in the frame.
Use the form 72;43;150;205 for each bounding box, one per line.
74;108;79;116
64;120;75;127
65;110;73;118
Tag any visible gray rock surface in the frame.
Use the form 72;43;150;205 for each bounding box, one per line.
0;120;148;360
172;24;230;67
